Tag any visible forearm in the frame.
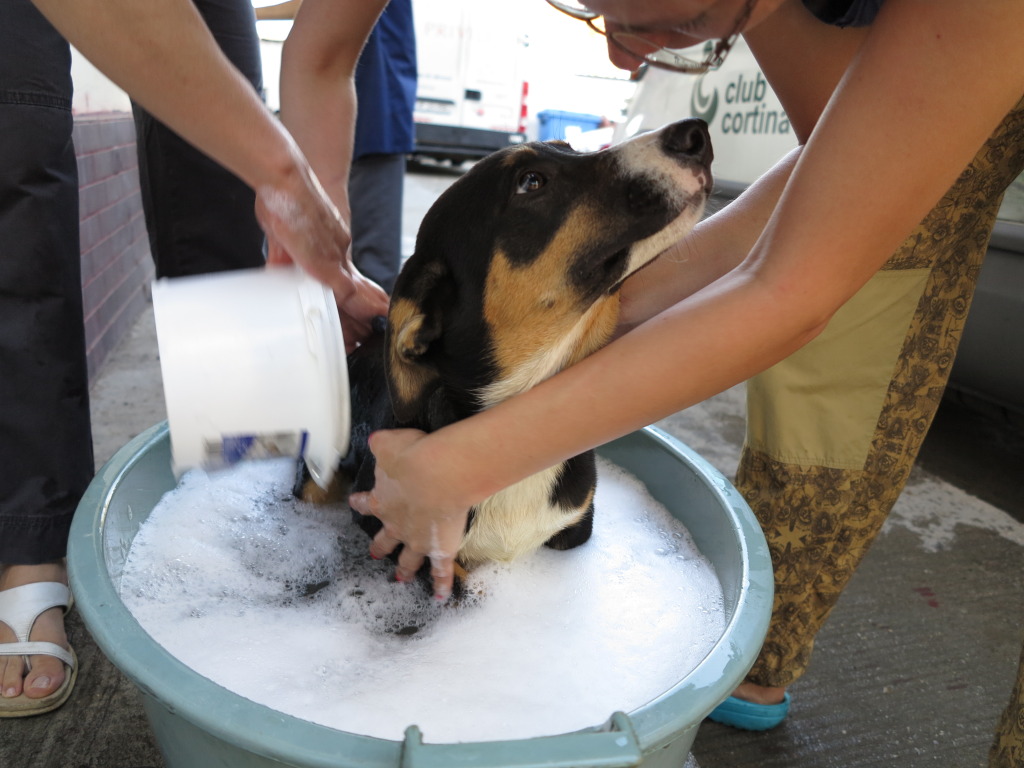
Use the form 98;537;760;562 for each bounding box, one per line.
429;267;819;510
32;0;299;193
32;0;389;339
618;145;801;330
279;0;388;214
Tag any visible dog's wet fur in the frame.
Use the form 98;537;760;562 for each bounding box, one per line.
302;119;713;579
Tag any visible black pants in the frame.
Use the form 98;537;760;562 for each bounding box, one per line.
0;0;94;563
349;153;406;295
132;0;266;278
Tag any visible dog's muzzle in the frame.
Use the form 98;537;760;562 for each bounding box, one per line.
660;119;714;192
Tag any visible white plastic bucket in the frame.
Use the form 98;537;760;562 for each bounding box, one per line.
151;266;349;489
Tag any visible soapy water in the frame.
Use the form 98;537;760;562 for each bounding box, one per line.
120;457;726;743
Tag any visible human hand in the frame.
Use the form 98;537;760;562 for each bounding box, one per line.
255;165;389;351
348;429;471;602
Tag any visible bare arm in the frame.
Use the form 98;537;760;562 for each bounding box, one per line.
616;145;802;333
31;0;388;345
34;0;286;191
351;0;1024;598
278;0;390;218
618;0;870;330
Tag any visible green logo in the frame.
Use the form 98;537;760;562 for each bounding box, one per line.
690;76;718;125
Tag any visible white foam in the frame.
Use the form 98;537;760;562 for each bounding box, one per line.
119;457;726;743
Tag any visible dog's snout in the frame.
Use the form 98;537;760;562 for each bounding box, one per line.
662;119;713;168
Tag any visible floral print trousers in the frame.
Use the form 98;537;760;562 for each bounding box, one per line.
732;95;1024;765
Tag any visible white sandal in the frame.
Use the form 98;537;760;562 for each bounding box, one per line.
0;582;77;717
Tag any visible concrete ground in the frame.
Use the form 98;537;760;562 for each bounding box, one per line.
3;165;1022;767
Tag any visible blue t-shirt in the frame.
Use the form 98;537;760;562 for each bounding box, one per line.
352;0;418;158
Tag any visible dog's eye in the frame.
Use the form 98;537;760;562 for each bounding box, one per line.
516;171;546;194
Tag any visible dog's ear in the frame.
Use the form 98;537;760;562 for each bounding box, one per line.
385;260;450;424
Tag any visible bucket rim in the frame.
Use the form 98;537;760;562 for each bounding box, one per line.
613;427;773;747
295;272;350;487
68;422;772;765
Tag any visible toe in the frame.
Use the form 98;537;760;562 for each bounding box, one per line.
24;655;65;699
1;654;25;699
0;605;69;699
25;606;69;698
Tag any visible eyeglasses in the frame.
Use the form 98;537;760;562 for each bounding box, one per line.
545;0;757;74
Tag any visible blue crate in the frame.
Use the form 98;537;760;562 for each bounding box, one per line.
536;110;603;141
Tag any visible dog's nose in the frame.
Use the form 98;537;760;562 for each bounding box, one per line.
662;119;713;168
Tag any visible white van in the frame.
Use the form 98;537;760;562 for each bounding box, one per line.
411;0;529;163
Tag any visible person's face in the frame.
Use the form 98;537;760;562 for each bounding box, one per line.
578;0;781;71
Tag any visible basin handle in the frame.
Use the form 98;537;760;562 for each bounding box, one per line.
399;711;643;768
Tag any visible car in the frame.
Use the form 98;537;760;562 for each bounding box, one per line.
614;40;1024;425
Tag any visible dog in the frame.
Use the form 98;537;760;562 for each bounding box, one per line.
303;118;713;574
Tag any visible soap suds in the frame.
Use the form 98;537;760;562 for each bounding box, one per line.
120;457;725;743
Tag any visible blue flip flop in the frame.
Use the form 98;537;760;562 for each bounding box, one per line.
706;692;791;731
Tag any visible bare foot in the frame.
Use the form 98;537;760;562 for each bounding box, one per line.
732;681;787;705
0;562;70;700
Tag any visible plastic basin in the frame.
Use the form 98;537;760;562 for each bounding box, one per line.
68;423;772;768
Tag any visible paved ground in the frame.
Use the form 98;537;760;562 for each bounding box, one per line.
3;164;1022;767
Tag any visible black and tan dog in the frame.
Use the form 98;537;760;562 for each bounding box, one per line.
306;118;713;573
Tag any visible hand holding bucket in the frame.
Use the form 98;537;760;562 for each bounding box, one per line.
152;266;350;489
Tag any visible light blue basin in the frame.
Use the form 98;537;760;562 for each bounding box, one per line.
68;422;772;768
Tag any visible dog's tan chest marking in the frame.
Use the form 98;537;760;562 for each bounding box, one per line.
480;206;621;406
479;294;617;409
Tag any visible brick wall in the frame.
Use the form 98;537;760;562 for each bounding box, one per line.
73;113;154;382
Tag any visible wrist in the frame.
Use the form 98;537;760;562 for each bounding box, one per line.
247;123;308;199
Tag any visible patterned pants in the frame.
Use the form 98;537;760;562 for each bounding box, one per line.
733;95;1024;755
991;642;1024;767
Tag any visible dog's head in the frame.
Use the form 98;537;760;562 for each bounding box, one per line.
386;119;713;427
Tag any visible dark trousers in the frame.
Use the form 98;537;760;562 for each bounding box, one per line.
0;0;94;563
132;0;266;278
349;153;406;295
